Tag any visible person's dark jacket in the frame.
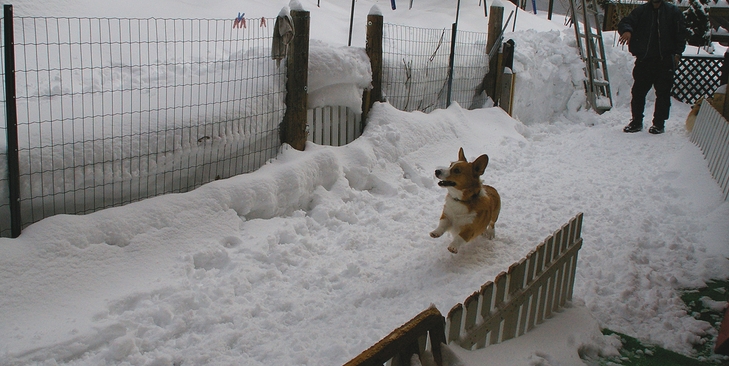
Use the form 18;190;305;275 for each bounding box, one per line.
617;1;687;62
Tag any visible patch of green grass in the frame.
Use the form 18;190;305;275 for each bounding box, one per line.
591;280;729;366
681;280;729;361
599;329;711;366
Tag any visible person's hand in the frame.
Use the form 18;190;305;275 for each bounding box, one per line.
619;31;631;46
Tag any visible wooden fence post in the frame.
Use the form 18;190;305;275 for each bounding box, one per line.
721;51;729;119
362;12;383;127
493;47;505;105
480;4;504;105
281;10;310;151
4;4;21;238
720;50;729;86
500;39;516;115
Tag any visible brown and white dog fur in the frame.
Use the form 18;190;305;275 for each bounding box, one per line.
430;148;501;254
685;96;706;133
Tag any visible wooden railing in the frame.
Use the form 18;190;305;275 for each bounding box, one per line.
344;307;446;366
691;100;729;201
345;213;584;365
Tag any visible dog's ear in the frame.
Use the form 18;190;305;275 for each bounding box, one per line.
472;154;489;176
458;147;467;162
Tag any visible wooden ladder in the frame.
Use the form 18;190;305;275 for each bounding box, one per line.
569;0;613;113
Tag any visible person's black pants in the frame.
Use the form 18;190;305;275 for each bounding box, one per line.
630;57;675;128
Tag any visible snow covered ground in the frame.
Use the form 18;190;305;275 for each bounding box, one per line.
1;0;728;365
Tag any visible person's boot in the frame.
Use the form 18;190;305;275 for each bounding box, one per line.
649;120;665;134
648;126;665;134
623;120;642;133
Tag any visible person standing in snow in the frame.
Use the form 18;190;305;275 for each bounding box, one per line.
618;0;687;135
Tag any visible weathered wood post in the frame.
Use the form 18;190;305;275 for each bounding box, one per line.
500;39;516;115
281;9;310;151
362;11;384;128
721;50;729;86
720;51;729;119
493;46;506;105
486;4;504;105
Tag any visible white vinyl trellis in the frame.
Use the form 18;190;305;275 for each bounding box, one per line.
691;100;729;201
307;106;362;147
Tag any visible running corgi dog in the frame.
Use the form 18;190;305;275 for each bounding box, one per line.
430;148;501;254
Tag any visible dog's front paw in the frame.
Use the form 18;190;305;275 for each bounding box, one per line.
448;236;465;254
430;231;443;238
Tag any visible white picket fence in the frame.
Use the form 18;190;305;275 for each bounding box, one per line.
445;213;584;349
307;106;362;147
691;100;729;201
345;213;584;366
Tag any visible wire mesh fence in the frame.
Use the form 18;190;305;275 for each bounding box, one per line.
382;23;489;113
1;15;285;236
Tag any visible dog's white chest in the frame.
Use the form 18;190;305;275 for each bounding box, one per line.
444;197;476;227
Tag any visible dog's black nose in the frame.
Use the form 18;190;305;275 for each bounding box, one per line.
435;169;442;176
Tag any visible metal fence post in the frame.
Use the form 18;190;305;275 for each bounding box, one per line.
446;0;462;107
446;22;457;107
281;10;310;151
3;4;21;238
348;0;355;46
